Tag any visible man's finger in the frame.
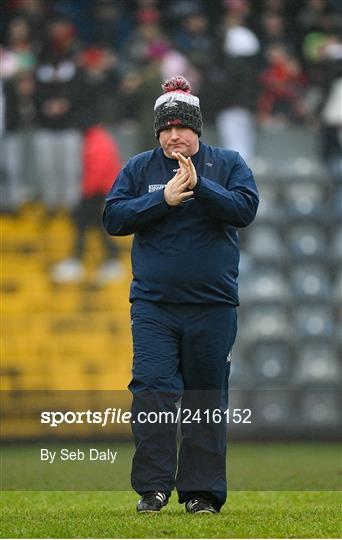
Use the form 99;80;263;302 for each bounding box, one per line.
177;180;191;193
175;152;188;165
188;156;196;172
172;151;190;170
173;176;191;192
172;151;187;163
174;171;190;186
168;169;184;185
179;190;194;201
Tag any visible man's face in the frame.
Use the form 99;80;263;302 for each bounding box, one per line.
159;126;199;159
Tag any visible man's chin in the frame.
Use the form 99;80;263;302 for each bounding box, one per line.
164;148;184;158
170;146;188;156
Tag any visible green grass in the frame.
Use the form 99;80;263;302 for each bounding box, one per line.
1;442;341;538
2;441;341;491
1;490;341;538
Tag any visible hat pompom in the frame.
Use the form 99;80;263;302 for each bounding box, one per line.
162;75;191;94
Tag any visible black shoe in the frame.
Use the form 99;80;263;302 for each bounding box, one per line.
137;491;169;513
186;498;218;514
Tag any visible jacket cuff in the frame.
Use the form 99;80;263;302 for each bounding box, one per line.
193;175;202;197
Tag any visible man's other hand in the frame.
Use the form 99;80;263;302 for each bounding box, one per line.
172;152;197;189
164;169;194;206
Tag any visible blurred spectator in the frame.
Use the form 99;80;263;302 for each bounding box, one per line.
5;16;37;66
157;47;200;88
171;9;216;73
0;16;37;79
4;70;38;209
77;45;121;124
301;4;338;67
52;0;94;44
298;0;331;33
51;120;124;284
215;9;260;160
135;0;161;26
128;65;160;151
257;43;307;125
321;77;342;175
259;11;293;53
1;12;38;210
260;0;286;16
4;0;46;50
44;16;82;57
223;0;251;18
318;37;342;178
164;0;205;21
0;47;22;81
92;0;134;51
124;18;170;65
34;19;83;212
113;69;143;126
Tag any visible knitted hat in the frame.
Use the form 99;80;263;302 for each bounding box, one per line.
154;75;202;138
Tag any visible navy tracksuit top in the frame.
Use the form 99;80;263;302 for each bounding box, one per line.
103;142;259;305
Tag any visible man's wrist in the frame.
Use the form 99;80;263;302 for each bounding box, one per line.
163;188;175;208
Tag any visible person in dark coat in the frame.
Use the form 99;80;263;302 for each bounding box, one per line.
103;75;259;514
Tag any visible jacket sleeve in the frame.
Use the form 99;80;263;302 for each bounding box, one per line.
103;161;171;236
194;152;259;227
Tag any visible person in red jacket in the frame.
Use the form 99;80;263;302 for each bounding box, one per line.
257;43;306;124
51;123;124;283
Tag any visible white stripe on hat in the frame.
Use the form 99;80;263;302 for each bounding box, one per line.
154;91;200;110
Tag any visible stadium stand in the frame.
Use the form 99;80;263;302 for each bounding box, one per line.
1;0;341;439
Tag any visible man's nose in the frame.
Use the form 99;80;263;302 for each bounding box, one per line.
170;127;180;140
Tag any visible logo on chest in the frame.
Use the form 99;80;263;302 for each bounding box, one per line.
148;184;166;193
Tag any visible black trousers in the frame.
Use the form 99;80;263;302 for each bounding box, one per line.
128;300;237;510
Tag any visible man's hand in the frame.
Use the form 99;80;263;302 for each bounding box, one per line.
164;168;194;206
172;152;197;189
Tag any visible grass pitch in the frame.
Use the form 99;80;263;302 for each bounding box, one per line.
1;490;341;538
1;442;341;538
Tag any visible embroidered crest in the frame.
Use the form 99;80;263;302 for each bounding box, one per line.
148;184;166;193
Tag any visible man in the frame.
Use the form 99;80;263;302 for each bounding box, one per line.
103;75;259;514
